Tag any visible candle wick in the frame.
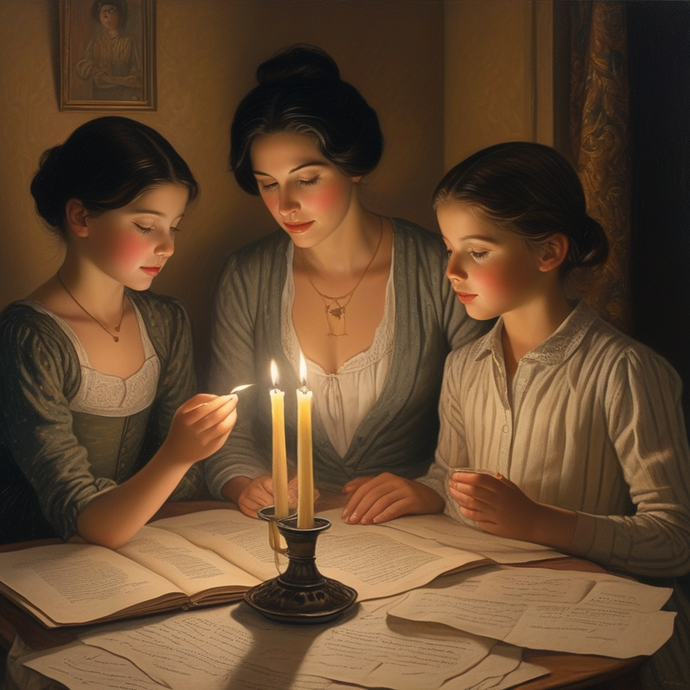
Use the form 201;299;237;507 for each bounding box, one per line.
300;384;309;393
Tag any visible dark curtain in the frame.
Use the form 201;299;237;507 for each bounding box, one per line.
626;1;690;425
569;1;631;333
567;1;690;425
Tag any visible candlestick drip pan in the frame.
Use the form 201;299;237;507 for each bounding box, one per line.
244;513;357;624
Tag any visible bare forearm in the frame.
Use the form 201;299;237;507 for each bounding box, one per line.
77;444;193;549
77;393;238;548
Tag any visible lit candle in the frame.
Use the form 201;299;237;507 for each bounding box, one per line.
270;360;289;519
296;352;314;528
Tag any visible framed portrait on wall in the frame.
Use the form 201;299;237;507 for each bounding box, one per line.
59;0;156;111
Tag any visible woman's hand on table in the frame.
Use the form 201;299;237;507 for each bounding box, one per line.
222;475;275;518
287;476;320;511
340;473;444;525
449;470;577;550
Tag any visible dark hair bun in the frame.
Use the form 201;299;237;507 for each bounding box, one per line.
572;214;608;268
256;44;340;84
30;116;198;238
31;146;68;229
230;44;383;195
433;141;609;275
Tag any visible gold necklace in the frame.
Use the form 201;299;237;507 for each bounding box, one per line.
301;216;384;337
57;271;126;343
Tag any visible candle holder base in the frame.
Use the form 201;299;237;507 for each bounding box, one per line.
244;514;357;624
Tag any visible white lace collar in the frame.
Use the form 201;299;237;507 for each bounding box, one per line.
22;300;160;417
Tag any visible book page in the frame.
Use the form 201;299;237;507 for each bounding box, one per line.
150;509;280;581
152;509;491;600
0;543;183;627
383;512;563;563
388;565;675;658
117;525;260;600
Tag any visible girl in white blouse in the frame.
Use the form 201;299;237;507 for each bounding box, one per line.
417;141;690;690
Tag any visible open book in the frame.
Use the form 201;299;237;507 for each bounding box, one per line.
0;507;561;628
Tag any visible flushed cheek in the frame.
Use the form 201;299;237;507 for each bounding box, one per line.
308;186;345;214
473;268;516;301
108;234;151;267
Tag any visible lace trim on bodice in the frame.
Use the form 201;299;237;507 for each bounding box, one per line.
22;299;160;417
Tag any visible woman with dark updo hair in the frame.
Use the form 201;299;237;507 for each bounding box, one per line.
411;142;690;690
0;117;237;548
205;45;486;522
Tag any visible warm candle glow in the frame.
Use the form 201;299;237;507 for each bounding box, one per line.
299;351;307;386
269;360;288;519
230;383;254;395
296;352;314;528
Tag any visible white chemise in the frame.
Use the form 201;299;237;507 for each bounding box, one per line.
21;299;159;417
281;242;395;457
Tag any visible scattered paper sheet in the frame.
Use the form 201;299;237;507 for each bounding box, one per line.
388;565;675;658
23;640;168;690
77;599;498;690
294;599;493;689
74;594;552;690
22;637;547;690
438;643;548;690
381;512;563;563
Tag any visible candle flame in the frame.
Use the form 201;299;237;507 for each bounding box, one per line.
299;351;307;386
270;360;278;388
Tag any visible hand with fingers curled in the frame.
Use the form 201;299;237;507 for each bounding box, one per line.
162;393;238;468
225;474;320;519
286;476;320;512
341;472;445;525
449;470;536;539
448;470;576;547
231;475;276;518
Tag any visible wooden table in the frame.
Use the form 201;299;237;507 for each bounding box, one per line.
0;500;644;690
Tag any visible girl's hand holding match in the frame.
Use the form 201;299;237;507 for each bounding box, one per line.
163;393;238;467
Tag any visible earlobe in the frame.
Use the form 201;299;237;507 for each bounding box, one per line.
64;199;90;238
538;233;569;273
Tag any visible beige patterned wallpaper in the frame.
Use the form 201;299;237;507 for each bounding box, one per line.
0;0;543;371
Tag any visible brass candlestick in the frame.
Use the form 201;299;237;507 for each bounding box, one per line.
244;508;357;624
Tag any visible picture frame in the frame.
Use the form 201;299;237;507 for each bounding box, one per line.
59;0;156;111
